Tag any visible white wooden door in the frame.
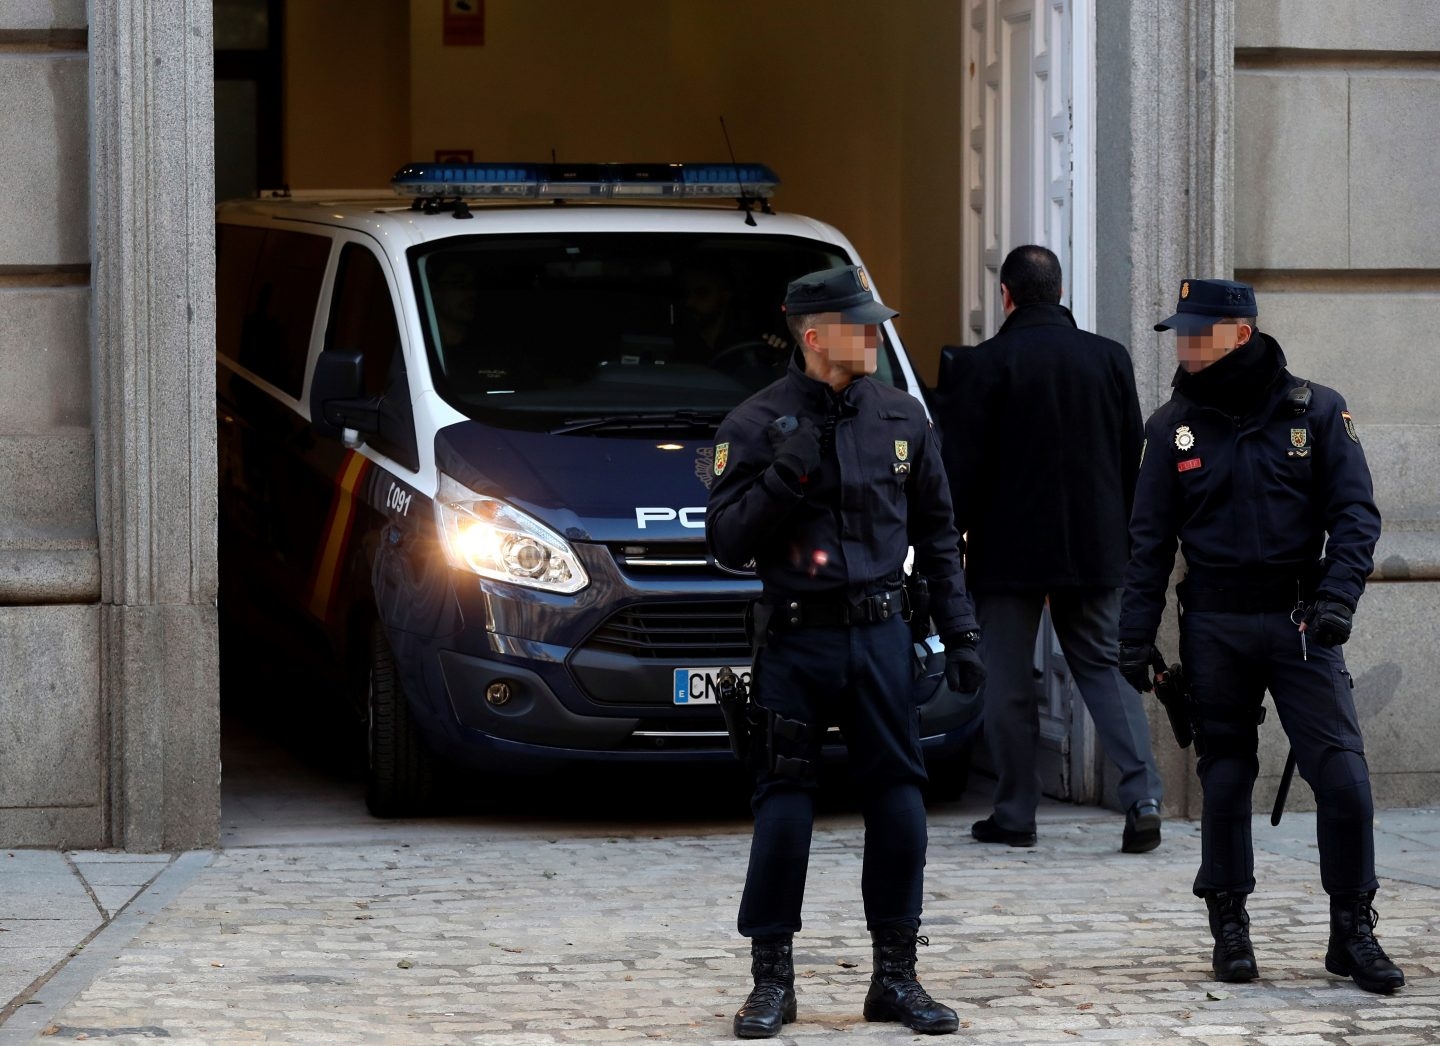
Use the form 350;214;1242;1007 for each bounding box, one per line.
963;0;1074;340
962;0;1094;802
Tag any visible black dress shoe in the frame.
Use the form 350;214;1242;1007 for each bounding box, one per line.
1122;798;1162;853
970;815;1036;847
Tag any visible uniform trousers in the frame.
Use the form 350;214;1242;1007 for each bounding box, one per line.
976;588;1162;833
737;614;928;938
1182;608;1377;897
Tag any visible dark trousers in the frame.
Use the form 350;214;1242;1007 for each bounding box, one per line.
975;588;1162;832
737;614;928;938
1182;609;1377;897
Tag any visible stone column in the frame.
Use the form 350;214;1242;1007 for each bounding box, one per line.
1095;0;1234;818
90;0;220;850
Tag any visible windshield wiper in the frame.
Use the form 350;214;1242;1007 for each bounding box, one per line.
549;410;729;436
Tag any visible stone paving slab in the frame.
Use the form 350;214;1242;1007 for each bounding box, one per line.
0;851;105;1014
7;809;1438;1044
67;857;174;919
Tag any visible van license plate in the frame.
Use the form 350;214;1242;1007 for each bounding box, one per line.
673;666;752;705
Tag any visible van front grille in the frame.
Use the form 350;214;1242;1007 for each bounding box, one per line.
607;541;756;579
584;600;751;661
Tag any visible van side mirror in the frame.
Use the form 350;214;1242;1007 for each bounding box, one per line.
311;350;382;442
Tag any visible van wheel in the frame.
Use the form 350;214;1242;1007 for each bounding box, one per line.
365;620;436;817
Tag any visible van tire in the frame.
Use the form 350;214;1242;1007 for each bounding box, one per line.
365;620;436;817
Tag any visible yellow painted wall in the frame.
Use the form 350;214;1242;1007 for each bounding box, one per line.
285;0;410;189
285;0;964;380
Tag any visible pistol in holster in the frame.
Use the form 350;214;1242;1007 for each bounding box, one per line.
716;601;772;764
715;665;754;763
1149;649;1195;750
718;602;818;780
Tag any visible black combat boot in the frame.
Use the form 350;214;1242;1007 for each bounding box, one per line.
1204;892;1259;983
733;934;797;1039
862;923;959;1035
1325;891;1405;994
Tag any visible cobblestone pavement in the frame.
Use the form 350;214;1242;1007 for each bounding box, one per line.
9;802;1440;1045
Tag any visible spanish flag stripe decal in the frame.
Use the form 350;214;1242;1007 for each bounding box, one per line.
307;451;372;620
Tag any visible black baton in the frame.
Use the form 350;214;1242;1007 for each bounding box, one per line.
1271;749;1297;826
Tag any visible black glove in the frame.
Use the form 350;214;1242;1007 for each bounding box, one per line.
943;631;986;693
1303;595;1354;647
768;416;822;483
1118;641;1158;693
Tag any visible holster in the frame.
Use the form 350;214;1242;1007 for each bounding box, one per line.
1149;649;1266;756
717;601;774;764
716;666;753;763
1149;649;1194;750
724;601;819;779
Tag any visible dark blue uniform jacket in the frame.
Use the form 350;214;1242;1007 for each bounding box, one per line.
1119;333;1380;644
707;356;978;639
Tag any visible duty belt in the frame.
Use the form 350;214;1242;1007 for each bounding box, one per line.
1177;576;1310;614
767;587;906;629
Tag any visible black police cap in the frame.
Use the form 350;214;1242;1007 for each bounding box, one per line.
783;265;898;324
1155;278;1257;332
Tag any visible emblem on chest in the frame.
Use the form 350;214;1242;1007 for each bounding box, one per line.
1173;425;1197;452
892;439;910;474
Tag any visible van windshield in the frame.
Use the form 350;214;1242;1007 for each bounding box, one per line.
410;233;908;434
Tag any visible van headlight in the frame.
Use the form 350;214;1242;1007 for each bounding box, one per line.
435;474;589;594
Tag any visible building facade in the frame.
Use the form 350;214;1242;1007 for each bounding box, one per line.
0;0;1433;847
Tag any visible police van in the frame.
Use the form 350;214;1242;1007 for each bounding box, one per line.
215;161;980;815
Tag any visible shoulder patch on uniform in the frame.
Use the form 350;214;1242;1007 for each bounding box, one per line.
713;442;729;475
1139;438;1147;469
1341;410;1360;444
894;440;908;462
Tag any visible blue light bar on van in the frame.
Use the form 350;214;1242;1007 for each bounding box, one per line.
391;162;779;200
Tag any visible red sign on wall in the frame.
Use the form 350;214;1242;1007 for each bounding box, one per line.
443;0;485;46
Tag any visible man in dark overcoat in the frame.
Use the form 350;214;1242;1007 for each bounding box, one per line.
936;244;1163;851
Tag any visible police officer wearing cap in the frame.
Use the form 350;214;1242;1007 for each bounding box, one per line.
1120;278;1404;994
707;264;983;1037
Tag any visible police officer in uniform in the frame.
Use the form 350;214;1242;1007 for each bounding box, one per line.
707;265;984;1037
1119;278;1404;994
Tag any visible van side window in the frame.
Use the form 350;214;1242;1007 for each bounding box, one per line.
223;226;330;398
327;243;419;472
216;224;265;367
